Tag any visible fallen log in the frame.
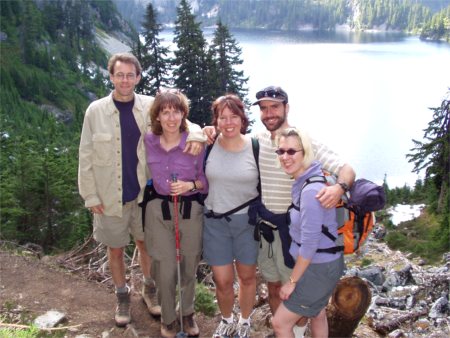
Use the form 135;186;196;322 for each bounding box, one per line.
327;276;372;338
368;309;428;335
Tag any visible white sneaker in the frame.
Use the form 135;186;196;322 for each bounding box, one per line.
293;324;307;338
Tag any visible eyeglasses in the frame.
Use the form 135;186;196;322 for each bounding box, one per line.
275;148;303;156
114;73;136;80
256;89;285;100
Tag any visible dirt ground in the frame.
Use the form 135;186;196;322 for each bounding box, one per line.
0;250;219;338
1;248;382;338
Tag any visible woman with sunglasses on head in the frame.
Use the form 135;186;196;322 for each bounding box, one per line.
143;89;208;338
271;128;345;338
203;94;260;338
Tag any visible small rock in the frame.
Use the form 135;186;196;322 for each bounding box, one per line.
388;328;406;337
429;296;449;318
414;318;431;331
33;310;66;329
359;266;385;286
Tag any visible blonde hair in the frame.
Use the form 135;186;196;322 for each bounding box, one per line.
149;88;189;135
276;127;314;169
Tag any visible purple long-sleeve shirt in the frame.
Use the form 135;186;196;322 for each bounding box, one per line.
144;131;208;196
289;161;342;264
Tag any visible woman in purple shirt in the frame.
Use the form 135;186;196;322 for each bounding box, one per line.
144;89;208;338
272;128;345;338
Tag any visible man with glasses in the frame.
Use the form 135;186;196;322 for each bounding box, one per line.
78;52;204;327
252;85;355;337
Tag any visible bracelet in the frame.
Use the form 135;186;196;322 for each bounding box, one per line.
337;181;349;193
289;276;297;284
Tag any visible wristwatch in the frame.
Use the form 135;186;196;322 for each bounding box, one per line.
338;181;349;193
190;180;198;192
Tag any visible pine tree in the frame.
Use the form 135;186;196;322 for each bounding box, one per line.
172;0;212;126
209;20;249;103
137;2;171;95
407;90;449;213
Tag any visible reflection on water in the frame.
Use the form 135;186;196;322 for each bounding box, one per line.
227;28;407;44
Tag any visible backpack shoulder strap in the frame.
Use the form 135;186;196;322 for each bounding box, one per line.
203;138;217;171
251;137;261;195
288;175;327;212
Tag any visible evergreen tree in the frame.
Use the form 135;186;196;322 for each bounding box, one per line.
172;0;212;126
209;21;249;102
137;2;171;95
407;90;449;213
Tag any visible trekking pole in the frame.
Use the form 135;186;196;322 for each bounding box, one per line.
171;174;186;338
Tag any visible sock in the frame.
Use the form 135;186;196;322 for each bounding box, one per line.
143;276;154;285
222;314;234;324
293;324;307;338
116;284;128;294
238;315;250;326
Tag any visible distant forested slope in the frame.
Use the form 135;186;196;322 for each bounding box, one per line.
117;0;450;41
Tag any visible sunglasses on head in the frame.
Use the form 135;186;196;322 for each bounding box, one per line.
275;148;303;156
256;89;284;100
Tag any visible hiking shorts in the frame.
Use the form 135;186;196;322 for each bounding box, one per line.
258;230;293;283
203;212;259;266
284;255;345;317
93;199;143;248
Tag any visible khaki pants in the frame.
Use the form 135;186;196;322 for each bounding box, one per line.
144;198;203;324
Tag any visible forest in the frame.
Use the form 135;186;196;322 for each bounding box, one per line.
115;0;450;41
0;0;448;262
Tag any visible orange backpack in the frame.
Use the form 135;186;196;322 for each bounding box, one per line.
294;174;385;255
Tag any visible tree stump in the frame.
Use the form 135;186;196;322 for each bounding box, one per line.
326;276;372;338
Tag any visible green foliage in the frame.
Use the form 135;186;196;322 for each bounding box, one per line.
407;91;449;213
172;0;214;126
194;283;217;316
120;0;447;35
385;209;447;264
421;5;450;41
0;0;112;253
135;2;172;95
360;257;374;267
0;326;40;338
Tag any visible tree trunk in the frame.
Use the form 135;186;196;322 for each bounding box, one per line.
326;276;372;338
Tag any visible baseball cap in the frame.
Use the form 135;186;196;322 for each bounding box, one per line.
252;86;288;105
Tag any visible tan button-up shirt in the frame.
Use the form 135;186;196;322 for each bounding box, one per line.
78;92;206;217
78;92;152;217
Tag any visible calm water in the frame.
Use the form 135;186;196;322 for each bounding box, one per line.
161;29;450;187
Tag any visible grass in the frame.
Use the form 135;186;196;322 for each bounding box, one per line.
385;208;447;264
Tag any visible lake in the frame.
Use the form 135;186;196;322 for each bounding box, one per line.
161;28;450;188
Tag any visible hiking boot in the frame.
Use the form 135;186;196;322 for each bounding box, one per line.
114;287;131;327
213;319;236;338
161;321;177;338
141;282;161;316
183;313;199;336
234;322;251;338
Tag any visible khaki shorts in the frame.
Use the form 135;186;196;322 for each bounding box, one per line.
257;230;292;283
93;199;144;248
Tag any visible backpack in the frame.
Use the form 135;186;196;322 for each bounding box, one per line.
292;174;386;255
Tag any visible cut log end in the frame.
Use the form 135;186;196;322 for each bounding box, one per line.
327;276;372;338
